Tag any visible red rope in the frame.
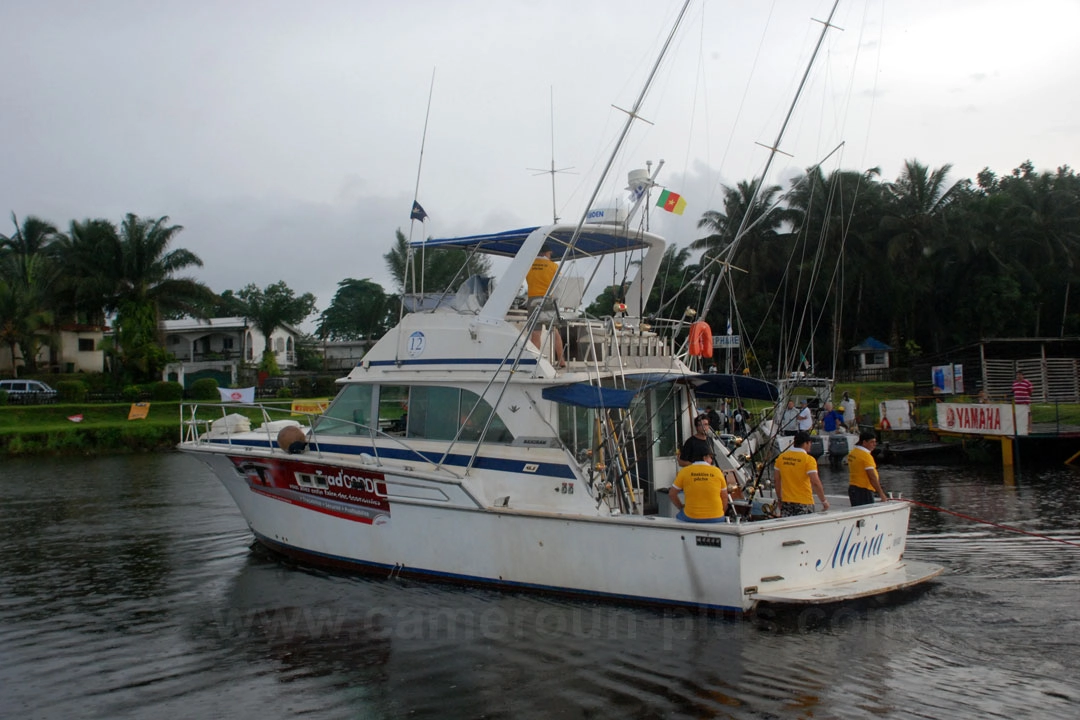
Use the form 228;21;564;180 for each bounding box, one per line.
902;498;1080;548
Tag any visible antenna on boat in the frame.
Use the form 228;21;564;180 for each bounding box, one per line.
553;0;691;264
404;67;437;319
527;86;575;224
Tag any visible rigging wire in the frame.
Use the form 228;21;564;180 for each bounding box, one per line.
904;499;1080;549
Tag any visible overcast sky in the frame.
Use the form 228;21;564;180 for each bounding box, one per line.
3;0;1078;324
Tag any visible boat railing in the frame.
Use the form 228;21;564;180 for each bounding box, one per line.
179;401;465;479
503;312;673;369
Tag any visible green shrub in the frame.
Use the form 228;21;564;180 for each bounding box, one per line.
55;380;89;403
190;378;221;401
150;381;184;401
0;389;7;406
122;385;141;402
275;387;293;399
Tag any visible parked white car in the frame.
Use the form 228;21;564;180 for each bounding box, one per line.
0;379;59;403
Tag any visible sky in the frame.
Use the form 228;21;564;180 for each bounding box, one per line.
3;0;1079;327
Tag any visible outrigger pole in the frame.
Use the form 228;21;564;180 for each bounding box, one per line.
699;0;843;318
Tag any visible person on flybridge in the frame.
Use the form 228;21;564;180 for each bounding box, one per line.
525;243;566;368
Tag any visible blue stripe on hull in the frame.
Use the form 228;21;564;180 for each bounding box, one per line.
251;531;745;616
208;438;577;479
365;357;537;368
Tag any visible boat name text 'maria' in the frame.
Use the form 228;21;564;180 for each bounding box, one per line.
815;522;890;572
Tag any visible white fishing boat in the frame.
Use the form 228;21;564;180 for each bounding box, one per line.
179;220;941;615
179;0;941;615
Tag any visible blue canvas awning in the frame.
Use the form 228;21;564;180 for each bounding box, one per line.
416;226;655;261
541;373;779;409
687;374;780;401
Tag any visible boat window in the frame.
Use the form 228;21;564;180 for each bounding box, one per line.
378;385;411;435
649;385;679;458
313;384;374;435
459;389;513;443
406;386;513;443
558;404;597;458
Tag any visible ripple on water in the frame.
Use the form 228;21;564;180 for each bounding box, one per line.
2;455;1080;719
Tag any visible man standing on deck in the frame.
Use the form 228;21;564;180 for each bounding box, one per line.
773;430;828;517
841;391;857;427
847;429;887;506
1012;370;1034;433
779;400;799;436
526;244;566;368
678;414;714;467
796;399;814;433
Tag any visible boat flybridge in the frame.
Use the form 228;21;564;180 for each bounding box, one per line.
179;216;942;615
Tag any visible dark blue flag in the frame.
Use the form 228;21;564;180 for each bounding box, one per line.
410;201;428;222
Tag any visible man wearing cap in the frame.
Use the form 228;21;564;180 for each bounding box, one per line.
796;399;814;432
526;244;566;367
848;429;887;506
669;451;729;523
772;430;828;517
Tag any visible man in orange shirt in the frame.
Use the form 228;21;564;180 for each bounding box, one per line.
772;430;828;517
526;244;566;368
847;429;887;506
669;452;729;523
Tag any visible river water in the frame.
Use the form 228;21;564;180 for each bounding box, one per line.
1;453;1078;719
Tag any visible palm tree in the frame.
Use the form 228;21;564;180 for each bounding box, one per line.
234;281;317;374
51;218;119;326
104;214;214;379
0;254;55;375
384;229;491;295
0;214;61;373
693;178;794;370
880;160;964;352
0;213;61;281
315;278;392;341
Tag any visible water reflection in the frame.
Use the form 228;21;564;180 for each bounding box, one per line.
1;454;1078;719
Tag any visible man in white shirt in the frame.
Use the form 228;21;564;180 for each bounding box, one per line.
840;392;856;427
796;400;814;432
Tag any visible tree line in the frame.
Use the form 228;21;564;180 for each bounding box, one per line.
606;159;1080;375
4;158;1077;382
0;219;483;381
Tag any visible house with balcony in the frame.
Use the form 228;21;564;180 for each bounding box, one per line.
160;317;299;388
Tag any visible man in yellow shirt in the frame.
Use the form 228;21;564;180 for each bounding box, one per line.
668;452;729;523
526;244;566;368
847;429;887;506
772;430;828;517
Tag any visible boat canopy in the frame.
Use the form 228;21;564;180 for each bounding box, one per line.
541;373;779;409
416;225;657;261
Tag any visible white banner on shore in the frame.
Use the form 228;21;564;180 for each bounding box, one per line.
218;387;255;403
936;403;1028;436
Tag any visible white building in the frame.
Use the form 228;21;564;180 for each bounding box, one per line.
0;323;107;375
160;316;299;387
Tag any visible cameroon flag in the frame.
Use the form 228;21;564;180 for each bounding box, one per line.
656;189;687;215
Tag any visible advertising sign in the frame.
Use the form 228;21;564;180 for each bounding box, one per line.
936;403;1027;436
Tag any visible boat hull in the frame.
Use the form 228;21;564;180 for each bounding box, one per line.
188;446;937;615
